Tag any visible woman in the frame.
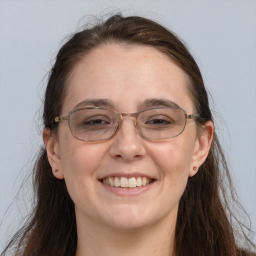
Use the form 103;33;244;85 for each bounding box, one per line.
1;14;255;256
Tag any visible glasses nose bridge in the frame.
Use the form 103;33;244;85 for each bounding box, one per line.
117;112;140;131
118;112;139;123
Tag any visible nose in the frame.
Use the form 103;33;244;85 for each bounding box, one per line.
109;117;146;161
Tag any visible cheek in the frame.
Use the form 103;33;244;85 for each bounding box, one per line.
57;132;110;201
58;140;110;209
149;140;194;176
148;139;196;200
60;143;108;176
58;124;109;176
143;141;194;219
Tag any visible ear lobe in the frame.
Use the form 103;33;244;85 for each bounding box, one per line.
43;128;64;179
189;121;214;177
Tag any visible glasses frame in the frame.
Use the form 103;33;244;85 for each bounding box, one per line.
55;106;199;142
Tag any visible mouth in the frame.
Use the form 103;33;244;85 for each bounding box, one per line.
99;176;156;188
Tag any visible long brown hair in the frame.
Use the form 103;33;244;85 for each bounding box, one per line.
1;14;255;256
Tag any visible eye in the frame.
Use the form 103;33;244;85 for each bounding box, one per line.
145;115;174;126
85;118;109;125
146;119;172;125
76;115;112;129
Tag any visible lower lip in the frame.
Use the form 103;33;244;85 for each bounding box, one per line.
100;181;155;196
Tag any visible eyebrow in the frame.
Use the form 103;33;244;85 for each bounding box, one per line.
141;98;181;109
73;99;115;110
72;98;181;111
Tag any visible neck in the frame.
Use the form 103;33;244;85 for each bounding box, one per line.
75;213;177;256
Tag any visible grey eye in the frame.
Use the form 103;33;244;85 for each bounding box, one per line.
84;119;110;125
146;119;173;125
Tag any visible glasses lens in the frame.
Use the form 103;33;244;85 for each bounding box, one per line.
137;108;186;140
69;108;118;141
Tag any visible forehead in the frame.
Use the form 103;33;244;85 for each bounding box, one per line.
63;43;193;113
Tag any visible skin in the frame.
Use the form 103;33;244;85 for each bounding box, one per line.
44;43;213;256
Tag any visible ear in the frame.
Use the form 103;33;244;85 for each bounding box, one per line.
189;121;214;177
43;128;64;179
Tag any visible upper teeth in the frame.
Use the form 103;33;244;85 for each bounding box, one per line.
101;177;152;188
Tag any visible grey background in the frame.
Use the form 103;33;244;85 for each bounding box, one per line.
0;0;255;249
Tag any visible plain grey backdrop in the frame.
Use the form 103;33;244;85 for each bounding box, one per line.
0;0;255;249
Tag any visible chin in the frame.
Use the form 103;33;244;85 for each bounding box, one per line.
101;205;156;230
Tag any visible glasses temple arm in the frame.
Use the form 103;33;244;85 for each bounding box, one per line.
187;114;200;119
55;116;69;123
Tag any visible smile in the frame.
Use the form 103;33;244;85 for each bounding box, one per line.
99;176;155;188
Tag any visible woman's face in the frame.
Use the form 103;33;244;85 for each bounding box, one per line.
47;44;212;230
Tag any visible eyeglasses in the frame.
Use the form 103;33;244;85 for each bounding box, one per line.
55;107;198;142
